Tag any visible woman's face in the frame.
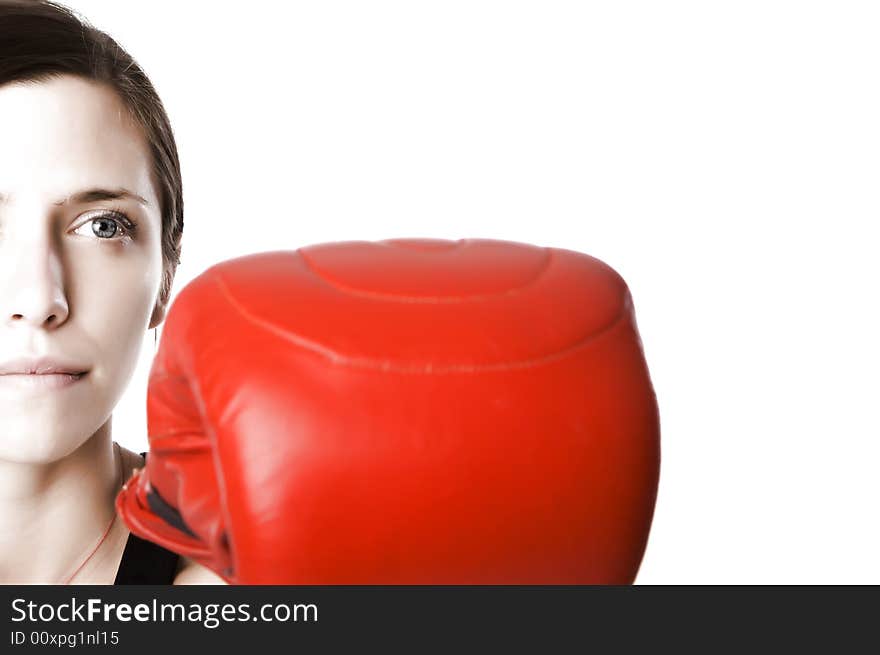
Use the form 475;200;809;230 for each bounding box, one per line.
0;75;164;464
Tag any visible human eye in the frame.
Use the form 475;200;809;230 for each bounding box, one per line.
71;209;138;242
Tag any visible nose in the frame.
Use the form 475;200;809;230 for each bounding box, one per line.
0;234;70;330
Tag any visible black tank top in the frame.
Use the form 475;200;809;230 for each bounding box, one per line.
113;452;181;584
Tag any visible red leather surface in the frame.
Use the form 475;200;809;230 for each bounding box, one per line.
116;238;661;584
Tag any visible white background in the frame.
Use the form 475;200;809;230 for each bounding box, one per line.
69;1;879;584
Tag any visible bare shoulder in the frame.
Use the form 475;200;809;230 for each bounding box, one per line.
173;557;228;585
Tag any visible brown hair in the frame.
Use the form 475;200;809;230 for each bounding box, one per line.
0;0;183;314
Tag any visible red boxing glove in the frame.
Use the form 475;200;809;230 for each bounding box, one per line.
116;238;660;584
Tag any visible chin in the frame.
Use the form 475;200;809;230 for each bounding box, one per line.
0;414;103;464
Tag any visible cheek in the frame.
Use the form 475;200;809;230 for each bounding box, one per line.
73;249;158;327
68;243;161;392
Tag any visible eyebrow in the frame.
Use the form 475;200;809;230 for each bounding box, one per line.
0;188;149;206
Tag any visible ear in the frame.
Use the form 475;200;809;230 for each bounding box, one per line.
148;302;166;330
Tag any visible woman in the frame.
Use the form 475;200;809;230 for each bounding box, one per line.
0;0;224;584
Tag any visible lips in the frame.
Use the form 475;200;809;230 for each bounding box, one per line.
0;371;87;392
0;356;89;376
0;357;89;393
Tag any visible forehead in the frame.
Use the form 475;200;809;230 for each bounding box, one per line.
0;75;157;207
